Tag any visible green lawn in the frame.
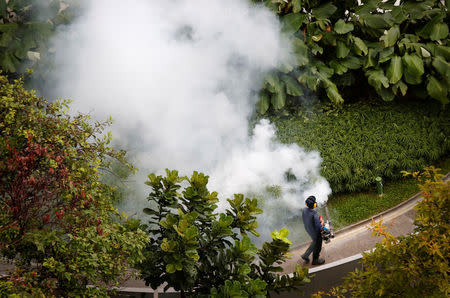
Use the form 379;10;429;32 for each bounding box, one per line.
326;155;449;230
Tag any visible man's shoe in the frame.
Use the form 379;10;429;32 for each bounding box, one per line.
312;258;325;265
301;255;310;264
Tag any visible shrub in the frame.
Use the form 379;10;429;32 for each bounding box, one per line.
252;0;449;112
319;167;449;297
0;74;148;296
138;170;309;297
268;100;450;193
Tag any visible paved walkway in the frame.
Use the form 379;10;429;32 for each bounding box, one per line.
121;185;427;289
282;192;420;273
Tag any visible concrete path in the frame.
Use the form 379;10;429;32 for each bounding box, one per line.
119;184;428;291
282;191;421;273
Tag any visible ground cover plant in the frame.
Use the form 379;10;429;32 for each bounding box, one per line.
267;99;450;194
319;167;449;297
0;73;148;296
327;177;419;229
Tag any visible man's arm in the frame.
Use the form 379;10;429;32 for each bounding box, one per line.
313;212;322;234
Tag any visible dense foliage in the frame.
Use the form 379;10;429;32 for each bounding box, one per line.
268;100;450;193
138;170;309;297
319;167;449;297
0;0;77;86
251;0;449;114
0;73;148;296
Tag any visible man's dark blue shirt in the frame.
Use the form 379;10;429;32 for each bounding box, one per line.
302;207;321;238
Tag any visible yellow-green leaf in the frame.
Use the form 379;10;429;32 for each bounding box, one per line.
387;56;403;84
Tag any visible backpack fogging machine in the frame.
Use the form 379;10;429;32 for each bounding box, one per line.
319;204;335;243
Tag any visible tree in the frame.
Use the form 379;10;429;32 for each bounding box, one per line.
0;73;148;296
317;166;449;297
138;169;309;297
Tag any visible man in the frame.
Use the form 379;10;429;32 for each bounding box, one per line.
301;195;325;265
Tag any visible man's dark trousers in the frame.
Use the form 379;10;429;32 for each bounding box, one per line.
303;234;322;261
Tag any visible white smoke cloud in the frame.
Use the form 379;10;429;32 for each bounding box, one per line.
48;0;331;242
211;119;330;207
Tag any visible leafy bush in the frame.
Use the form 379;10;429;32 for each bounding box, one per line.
138;170;309;297
320;167;449;297
251;0;449;114
268;100;450;193
0;74;148;296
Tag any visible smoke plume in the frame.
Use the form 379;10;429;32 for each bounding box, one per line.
48;0;331;242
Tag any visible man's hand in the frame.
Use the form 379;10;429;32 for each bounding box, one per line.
319;215;324;226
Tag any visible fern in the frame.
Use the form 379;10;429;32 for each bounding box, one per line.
267;100;450;193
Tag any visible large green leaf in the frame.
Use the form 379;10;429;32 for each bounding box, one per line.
432;57;450;82
329;60;348;75
281;13;306;34
294;52;309;67
425;44;450;60
292;0;302;13
325;85;344;104
392;80;408;96
297;73;320;90
265;73;281;90
367;69;389;90
334;19;354;34
380;26;400;48
390;6;407;23
403;1;432;20
292;38;309;66
403;71;422;85
315;61;334;78
312;2;337;19
282;75;303;96
277;61;293;74
341;56;361;70
360;14;390;29
402;53;424;76
379;47;394;63
430;23;449;41
352;36;368;56
364;49;377;68
336;41;350;58
427;76;448;104
309;42;323;55
271;85;286;110
418;13;443;39
257;92;270;115
377;86;395;101
386;56;403;84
